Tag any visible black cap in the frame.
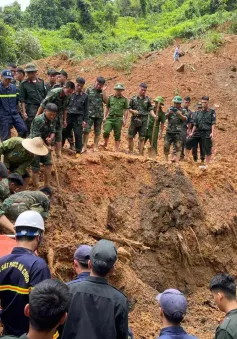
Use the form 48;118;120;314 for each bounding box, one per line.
8;173;24;186
0;162;8;178
96;76;105;84
76;77;86;85
90;240;117;273
59;70;68;78
140;83;148;89
16;67;25;75
47;69;60;76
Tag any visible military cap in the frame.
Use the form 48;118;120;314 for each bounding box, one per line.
114;83;125;90
8;173;24;186
172;96;182;103
16;67;25;75
47;69;60;76
59;69;68;78
24;63;38;72
90;239;117;271
0;162;8;178
154;96;165;105
1;70;13;79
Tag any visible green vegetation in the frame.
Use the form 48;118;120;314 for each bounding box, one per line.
0;0;237;65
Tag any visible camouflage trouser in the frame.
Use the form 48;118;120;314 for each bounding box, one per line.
7;202;45;221
31;153;52;172
84;117;103;136
173;128;187;158
128;115;148;140
103;116;123;141
145;120;160;154
164;132;182;155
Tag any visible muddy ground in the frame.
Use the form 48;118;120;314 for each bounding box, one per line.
34;36;237;338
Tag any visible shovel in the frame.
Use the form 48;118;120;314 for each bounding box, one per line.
148;104;159;158
51;150;67;209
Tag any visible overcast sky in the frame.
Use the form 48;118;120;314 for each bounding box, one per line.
1;0;30;10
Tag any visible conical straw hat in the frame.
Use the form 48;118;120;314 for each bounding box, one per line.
22;137;48;156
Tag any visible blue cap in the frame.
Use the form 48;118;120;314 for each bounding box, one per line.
156;289;187;318
2;70;14;79
74;245;91;264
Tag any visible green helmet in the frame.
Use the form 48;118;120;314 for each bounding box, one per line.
154;96;165;105
114;83;125;90
172;96;182;104
24;63;38;72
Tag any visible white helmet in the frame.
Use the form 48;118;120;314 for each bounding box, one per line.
14;211;45;235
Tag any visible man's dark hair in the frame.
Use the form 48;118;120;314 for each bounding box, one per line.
76;77;86;85
202;95;209;101
16;226;40;242
40;187;53;198
140;83;148;89
163;312;184;325
7;63;17;68
184;96;191;102
29;279;71;332
91;263;112;277
210;273;236;300
16;67;25;76
77;261;89;269
65;81;75;90
8;177;23;187
96;76;105;84
45;103;58;113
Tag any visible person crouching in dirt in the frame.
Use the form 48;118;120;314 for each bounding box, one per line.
0;211;51;337
128;83;155;155
145;96;166;155
29;103;57;188
156;289;197;339
0;187;52;233
0;136;49;188
0;173;24;202
103;83;129;152
185;96;216;169
164;96;187;163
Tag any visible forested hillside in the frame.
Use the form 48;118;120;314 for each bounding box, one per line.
0;0;237;65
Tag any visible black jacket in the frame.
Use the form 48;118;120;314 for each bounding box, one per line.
67;92;89;122
62;276;128;339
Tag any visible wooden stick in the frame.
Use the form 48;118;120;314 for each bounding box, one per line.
51;150;67;209
80;226;150;251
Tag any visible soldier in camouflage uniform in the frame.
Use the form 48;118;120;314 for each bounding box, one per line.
0;187;52;222
45;69;60;93
186;95;216;169
36;81;75;159
128;83;154;155
0;137;48;180
103;83;128;152
0;173;24;202
83;77;108;152
30;103;57;188
145;96;166;155
164;96;187;163
19;64;47;133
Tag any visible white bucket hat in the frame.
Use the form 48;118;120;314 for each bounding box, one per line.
22;137;48;156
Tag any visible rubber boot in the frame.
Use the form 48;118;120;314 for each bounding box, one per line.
139;139;145;156
94;135;100;152
82;134;89;153
44;165;52;187
32;172;39;188
115;141;120;152
128;138;134;153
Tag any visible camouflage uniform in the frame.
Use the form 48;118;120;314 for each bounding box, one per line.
29;113;56;172
40;88;70;142
145;107;166;154
164;107;187;155
84;86;105;136
0;137;33;177
128;95;153;139
103;95;128;141
0;179;10;202
0;190;50;220
19;78;47;132
186;108;216;156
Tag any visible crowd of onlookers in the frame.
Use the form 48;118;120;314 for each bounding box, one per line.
0;209;236;339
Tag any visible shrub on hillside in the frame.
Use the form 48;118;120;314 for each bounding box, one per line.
204;31;224;53
15;29;42;64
